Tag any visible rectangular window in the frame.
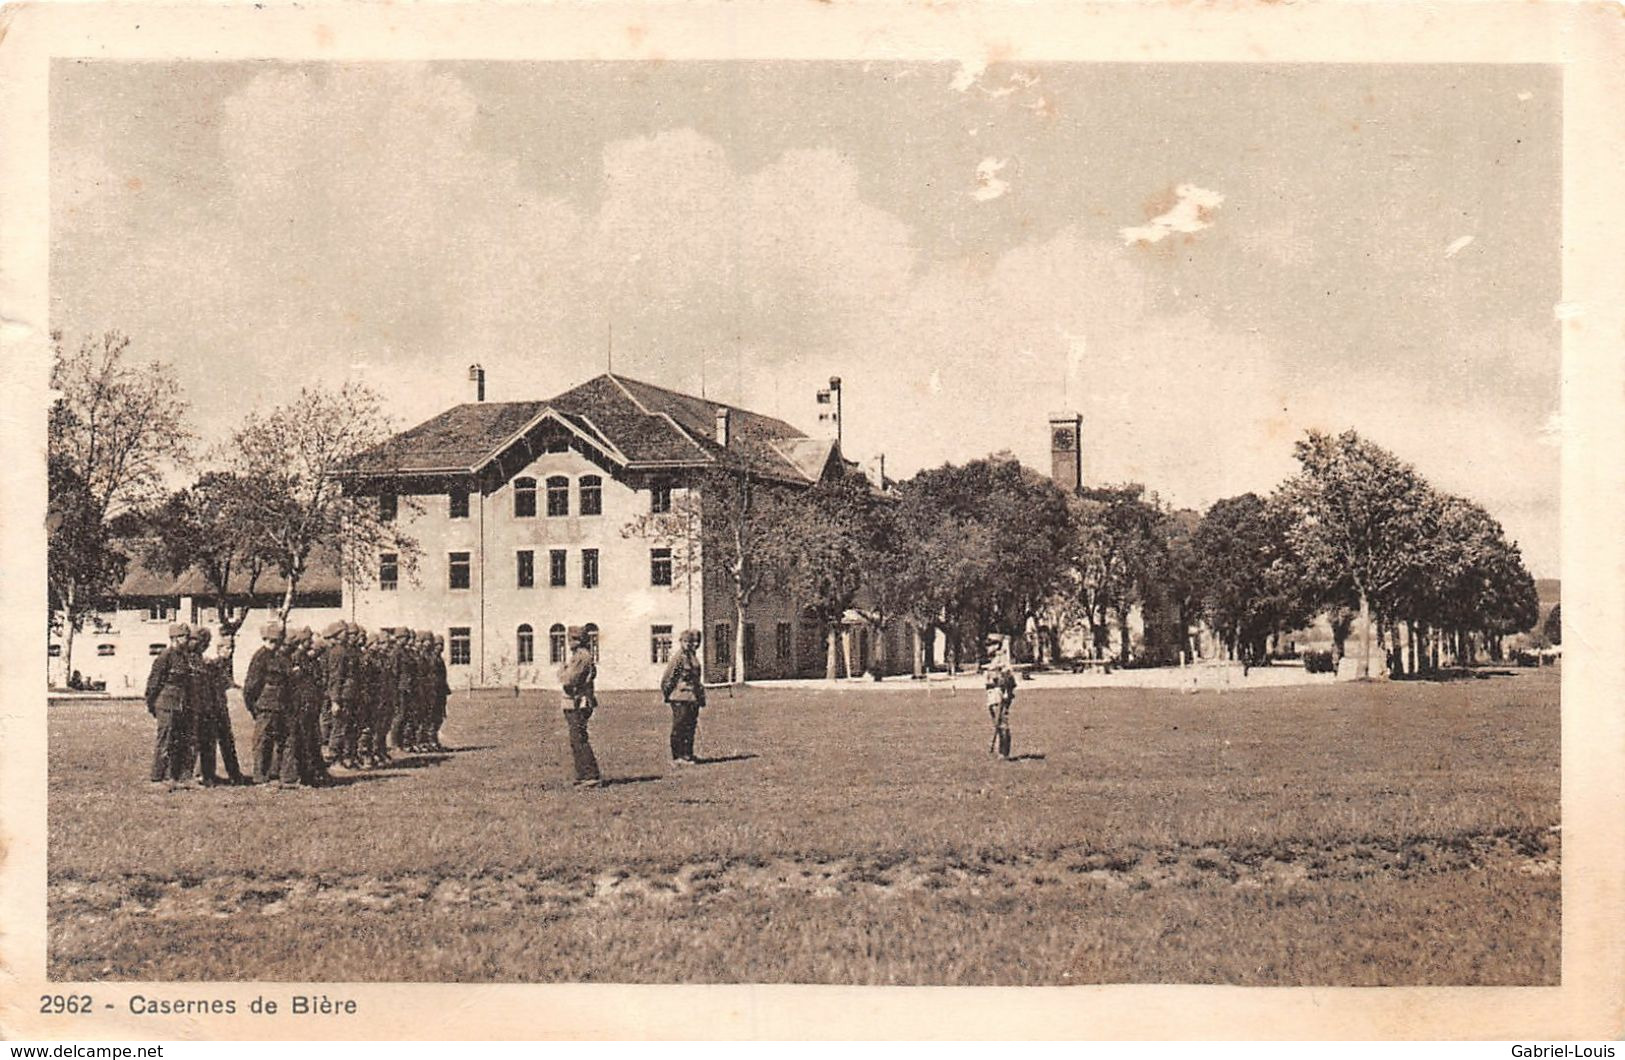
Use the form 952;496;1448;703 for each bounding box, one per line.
517;549;534;589
450;489;470;519
650;547;673;587
744;624;757;666
544;435;569;454
379;492;397;522
776;622;792;663
651;624;674;664
714;623;730;667
579;476;602;517
549;549;567;587
582;548;600;589
449;551;471;591
148;643;165;656
650;481;672;514
379;553;399;591
147;602;170;622
449;627;471;666
514;478;537;518
546;477;570;517
98;644;116;657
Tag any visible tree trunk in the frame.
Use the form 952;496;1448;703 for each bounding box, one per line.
825;625;839;681
1116;610;1131;665
61;583;78;686
1357;592;1372;679
911;622;925;678
733;600;748;684
279;578;297;623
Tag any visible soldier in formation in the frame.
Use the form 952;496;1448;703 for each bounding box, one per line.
145;622;196;789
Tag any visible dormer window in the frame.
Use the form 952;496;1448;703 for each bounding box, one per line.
514;477;537;518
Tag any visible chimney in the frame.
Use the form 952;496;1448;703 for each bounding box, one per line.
1048;411;1083;493
468;364;486;402
715;407;731;446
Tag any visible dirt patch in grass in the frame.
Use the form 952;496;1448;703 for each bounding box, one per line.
53;827;1557;924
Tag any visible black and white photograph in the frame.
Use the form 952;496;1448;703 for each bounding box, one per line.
3;0;1623;1043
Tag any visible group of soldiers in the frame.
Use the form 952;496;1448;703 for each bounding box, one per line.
144;618;452;791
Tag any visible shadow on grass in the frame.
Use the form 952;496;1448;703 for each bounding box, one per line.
600;774;664;788
693;753;760;766
442;744;500;754
1392;668;1521;683
378;754;451;770
1004;753;1047;763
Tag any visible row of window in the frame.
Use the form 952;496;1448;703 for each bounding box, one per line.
379;548;676;591
380;479;674;522
707;622;796;668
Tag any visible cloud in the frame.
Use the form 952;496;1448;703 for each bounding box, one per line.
1120;183;1225;245
972;157;1010;202
1444;235;1475;258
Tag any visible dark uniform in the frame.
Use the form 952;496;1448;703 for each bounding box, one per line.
145;624;195;784
558;630;601;786
390;634;419;752
374;632;402;764
660;631;706;764
428;637;451;750
244;625;299;786
204;640;246;783
289;630;330;785
323;623;359;766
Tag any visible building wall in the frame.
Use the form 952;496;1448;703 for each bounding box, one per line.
49;595;344;693
347;447;701;691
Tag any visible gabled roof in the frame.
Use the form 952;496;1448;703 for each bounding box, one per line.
112;541;342;599
347;372;827;485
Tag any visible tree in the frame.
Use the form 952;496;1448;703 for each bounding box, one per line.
48;331;192;678
1194;493;1314;667
141;472;272;675
781;472;876;679
1069;484;1164;664
226;384;418;620
622;466;800;684
861;483;996;676
907;456;1074;663
1279;430;1434;679
1543;603;1561;647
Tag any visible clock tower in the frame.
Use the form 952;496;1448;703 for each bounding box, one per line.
1048;411;1083;493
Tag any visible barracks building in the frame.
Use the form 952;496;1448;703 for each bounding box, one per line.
338;372;902;690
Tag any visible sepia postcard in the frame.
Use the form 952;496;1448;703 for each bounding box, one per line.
1;0;1622;1042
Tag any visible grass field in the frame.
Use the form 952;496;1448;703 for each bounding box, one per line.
48;669;1560;985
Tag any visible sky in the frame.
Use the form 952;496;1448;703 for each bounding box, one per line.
51;61;1561;575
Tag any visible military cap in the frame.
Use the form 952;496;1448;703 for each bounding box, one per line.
566;625;586;642
168;622;190;638
681;628;702;642
322;621;346;638
193;628;212;645
416;629;433;641
289;626;312;643
262;621;286;639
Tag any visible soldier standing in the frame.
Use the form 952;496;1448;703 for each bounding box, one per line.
145;622;196;789
427;634;451;752
188;628;222;786
208;632;248;784
244;621;299;787
289;627;331;785
370;628;400;767
661;629;706;767
322;622;356;767
557;626;602;788
984;635;1017;760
